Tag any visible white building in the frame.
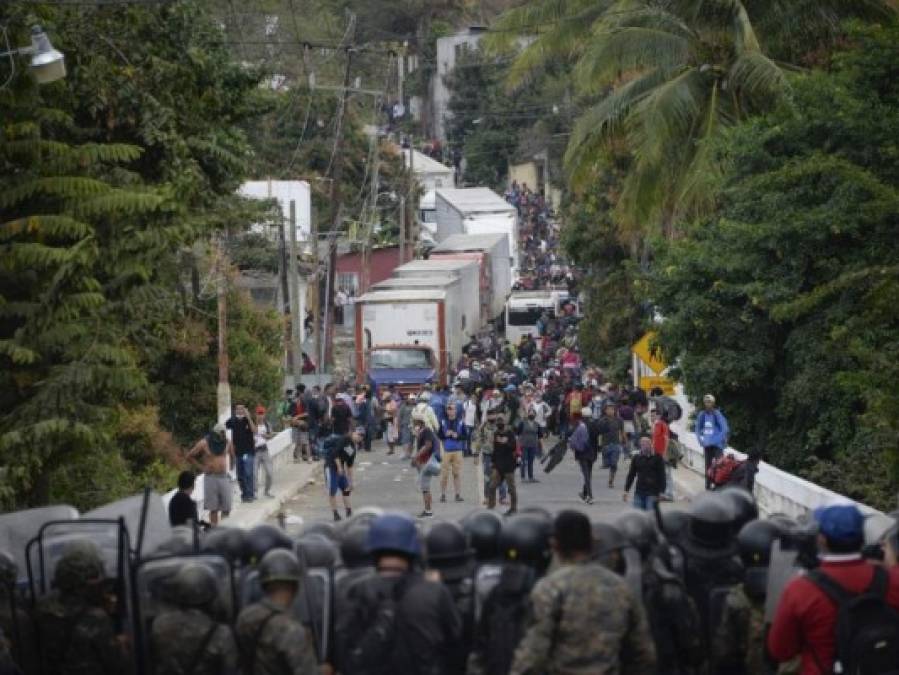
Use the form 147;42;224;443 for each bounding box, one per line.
432;27;486;142
239;180;311;241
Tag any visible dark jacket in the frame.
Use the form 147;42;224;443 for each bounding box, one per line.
624;453;666;496
492;428;518;474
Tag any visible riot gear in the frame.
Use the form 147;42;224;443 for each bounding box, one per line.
0;554;15;589
296;534;339;570
425;521;471;569
201;526;249;565
258;549;302;586
462;510;503;562
719;488;759;533
340;523;373;568
53;540;105;591
591;522;627;574
246;524;293;564
682;492;738;557
499;514;552;573
170;562;219;608
659;508;690;541
737;519;782;600
303;521;339;542
615;511;657;558
367;513;421;558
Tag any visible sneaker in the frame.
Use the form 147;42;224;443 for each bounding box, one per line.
333;511;342;522
440;494;447;503
608;480;614;489
532;478;541;483
585;496;594;505
419;510;433;518
455;495;464;502
578;492;585;502
345;508;352;518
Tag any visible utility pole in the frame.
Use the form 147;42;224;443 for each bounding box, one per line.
325;13;356;367
288;199;302;386
398;194;406;265
215;233;231;424
311;199;323;386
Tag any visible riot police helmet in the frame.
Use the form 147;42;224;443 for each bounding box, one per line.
303;522;339;542
258;549;302;586
615;511;658;558
499;514;552;572
170;562;219;608
682;492;738;557
340;523;373;568
591;522;627;556
462;510;503;562
367;512;421;559
425;521;472;569
54;540;105;592
295;533;339;570
719;488;759;532
738;519;784;599
659;508;690;541
246;524;293;564
201;526;249;565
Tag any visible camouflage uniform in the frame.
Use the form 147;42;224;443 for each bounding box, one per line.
32;545;130;675
0;561;37;675
510;560;656;675
151;607;239;675
236;598;319;675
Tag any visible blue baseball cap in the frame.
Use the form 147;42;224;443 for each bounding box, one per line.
814;504;864;544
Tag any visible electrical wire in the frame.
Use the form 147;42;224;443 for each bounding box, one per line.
0;26;16;92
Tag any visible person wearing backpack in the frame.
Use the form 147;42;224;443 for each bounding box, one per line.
768;503;899;675
336;513;462;675
695;394;730;489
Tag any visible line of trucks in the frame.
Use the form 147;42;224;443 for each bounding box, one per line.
354;187;575;394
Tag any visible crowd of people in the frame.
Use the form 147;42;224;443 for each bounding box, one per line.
3;489;899;675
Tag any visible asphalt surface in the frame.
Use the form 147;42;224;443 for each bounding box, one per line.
274;434;645;532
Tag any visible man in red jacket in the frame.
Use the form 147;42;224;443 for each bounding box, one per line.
768;503;899;674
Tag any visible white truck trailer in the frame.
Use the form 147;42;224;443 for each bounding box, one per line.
391;259;482;333
434;188;519;270
504;290;573;343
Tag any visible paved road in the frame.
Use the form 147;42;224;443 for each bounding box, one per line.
274;435;653;532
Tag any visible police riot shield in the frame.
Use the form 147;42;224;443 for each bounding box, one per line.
764;539;800;622
132;554;235;675
621;546;643;602
0;506;78;585
295;534;338;663
85;489;172;559
472;562;503;624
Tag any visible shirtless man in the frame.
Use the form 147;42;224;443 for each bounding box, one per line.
186;422;236;526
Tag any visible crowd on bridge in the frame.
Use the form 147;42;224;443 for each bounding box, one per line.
2;484;899;675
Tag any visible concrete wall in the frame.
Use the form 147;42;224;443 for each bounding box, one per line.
432;29;484;142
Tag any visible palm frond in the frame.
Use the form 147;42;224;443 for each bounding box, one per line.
729;51;789;104
575;27;691;91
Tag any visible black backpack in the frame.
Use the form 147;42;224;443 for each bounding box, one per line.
345;577;412;675
479;565;536;675
807;566;899;675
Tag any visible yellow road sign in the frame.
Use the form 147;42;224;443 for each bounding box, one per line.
632;331;667;374
640;375;676;396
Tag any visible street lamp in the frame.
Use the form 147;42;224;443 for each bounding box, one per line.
1;26;66;86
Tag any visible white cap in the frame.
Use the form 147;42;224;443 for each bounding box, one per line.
581;407;593;418
703;394;716;404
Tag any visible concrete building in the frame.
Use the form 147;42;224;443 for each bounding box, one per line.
509;149;563;207
432;27;486;142
335;245;403;298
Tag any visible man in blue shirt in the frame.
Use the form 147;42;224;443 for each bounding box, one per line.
695;394;730;489
438;403;467;504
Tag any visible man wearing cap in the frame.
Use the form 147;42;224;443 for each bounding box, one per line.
227;404;257;502
768;503;899;673
253;405;275;498
596;401;625;489
695;394;729;489
186;423;236;526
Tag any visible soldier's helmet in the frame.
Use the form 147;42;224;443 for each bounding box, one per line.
615;511;658;559
718;488;759;533
461;510;503;562
425;521;472;570
246;524;293;565
295;534;339;570
500;514;552;573
258;549;302;587
201;527;249;565
54;540;105;592
367;513;421;559
303;522;339;542
0;552;17;589
170;563;218;608
591;522;627;556
340;524;373;569
683;492;738;557
659;508;690;541
737;519;784;599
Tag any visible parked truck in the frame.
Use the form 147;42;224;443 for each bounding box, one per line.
504;289;575;343
429;233;511;326
355;287;467;391
434;188;519;270
391;259;482;332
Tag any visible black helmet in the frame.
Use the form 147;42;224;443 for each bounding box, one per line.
683;493;738;557
719;488;759;532
499;514;552;572
615;511;657;558
0;552;17;588
54;541;105;592
425;521;472;569
170;563;218;608
201;527;249;565
246;524;293;564
591;522;627;556
659;508;690;541
737;519;784;600
303;522;339;542
259;549;302;586
340;524;373;569
296;534;339;570
462;510;503;562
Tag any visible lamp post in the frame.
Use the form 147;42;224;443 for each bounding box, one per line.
0;26;66;87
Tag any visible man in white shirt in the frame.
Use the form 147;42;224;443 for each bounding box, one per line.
253;405;275;498
462;393;478;457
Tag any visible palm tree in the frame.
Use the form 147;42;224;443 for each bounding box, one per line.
490;0;894;234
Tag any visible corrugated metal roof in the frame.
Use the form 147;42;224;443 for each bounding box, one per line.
430;232;506;253
358;289;448;303
435;187;515;214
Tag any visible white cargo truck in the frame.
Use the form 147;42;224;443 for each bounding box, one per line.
434;188;519;269
504;290;573;343
392;259;482;333
429;233;511;325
